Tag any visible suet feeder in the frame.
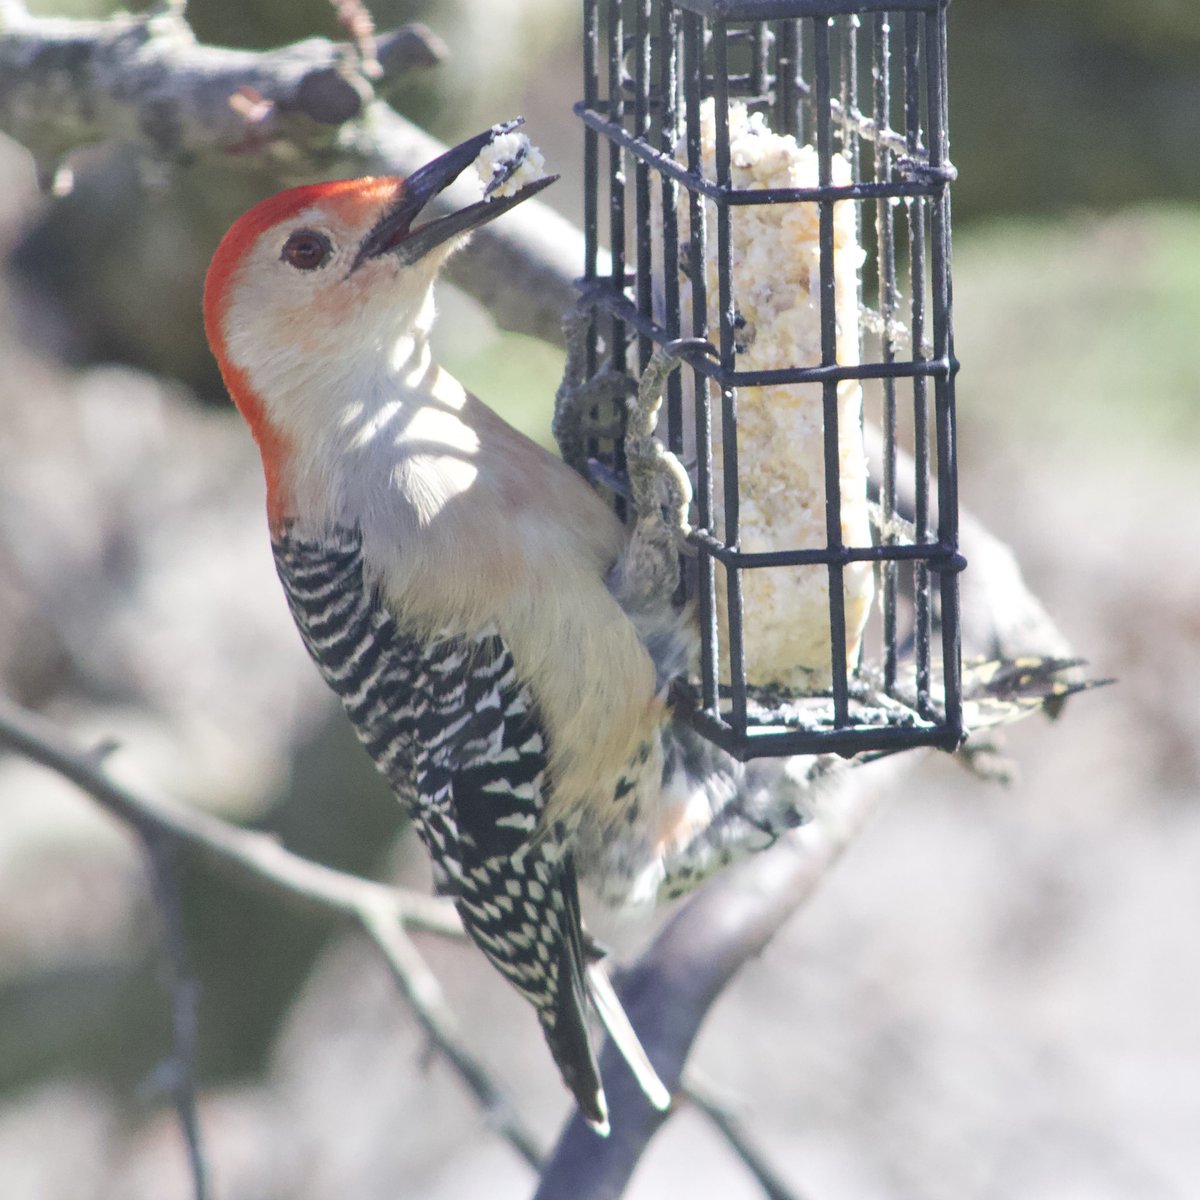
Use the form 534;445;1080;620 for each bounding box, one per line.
571;0;963;759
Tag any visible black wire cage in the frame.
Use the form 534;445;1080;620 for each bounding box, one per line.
574;0;964;759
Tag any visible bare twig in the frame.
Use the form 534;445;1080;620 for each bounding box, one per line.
0;699;458;934
359;906;544;1168
141;832;210;1200
684;1076;808;1200
327;0;381;80
0;696;545;1170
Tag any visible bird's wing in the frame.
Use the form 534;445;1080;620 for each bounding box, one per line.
410;628;610;1131
273;527;665;1129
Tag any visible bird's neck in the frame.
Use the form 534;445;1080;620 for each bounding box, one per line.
233;305;472;534
301;339;474;532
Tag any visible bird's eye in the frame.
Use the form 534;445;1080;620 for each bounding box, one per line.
281;230;332;271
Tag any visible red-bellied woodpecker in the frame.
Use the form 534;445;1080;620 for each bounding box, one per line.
203;121;1096;1132
203;121;833;1131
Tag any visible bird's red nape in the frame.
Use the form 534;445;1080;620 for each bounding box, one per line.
203;177;405;529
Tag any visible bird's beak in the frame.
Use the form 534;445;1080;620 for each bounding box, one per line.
354;119;558;269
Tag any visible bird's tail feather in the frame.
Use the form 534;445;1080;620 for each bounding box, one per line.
543;859;670;1132
586;961;672;1113
540;938;610;1135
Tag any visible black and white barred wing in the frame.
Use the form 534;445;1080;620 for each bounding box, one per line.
412;630;607;1130
272;531;605;1126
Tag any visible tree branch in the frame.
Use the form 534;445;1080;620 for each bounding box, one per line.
0;696;544;1170
0;2;444;163
0;697;458;934
0;3;586;346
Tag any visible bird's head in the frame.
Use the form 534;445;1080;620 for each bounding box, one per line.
203;121;555;479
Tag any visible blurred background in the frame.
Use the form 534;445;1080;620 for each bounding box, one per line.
1;1;1198;1197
